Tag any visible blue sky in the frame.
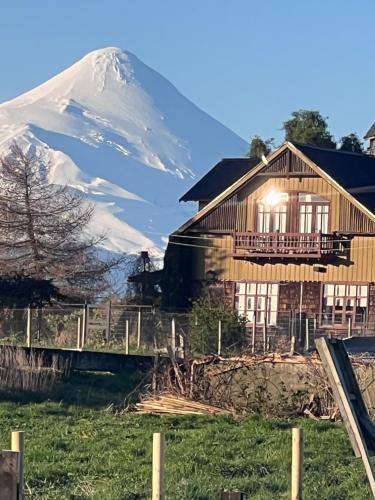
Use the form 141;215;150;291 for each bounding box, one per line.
0;0;374;145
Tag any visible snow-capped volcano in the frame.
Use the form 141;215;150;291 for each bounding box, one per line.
0;47;247;256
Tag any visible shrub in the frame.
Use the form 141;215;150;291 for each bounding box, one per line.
188;287;246;355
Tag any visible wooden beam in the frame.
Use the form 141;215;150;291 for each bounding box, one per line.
316;337;375;496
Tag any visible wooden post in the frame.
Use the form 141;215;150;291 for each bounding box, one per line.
26;307;32;348
81;305;87;348
291;428;303;500
348;317;352;338
106;301;112;343
137;309;141;350
179;334;185;359
218;320;222;356
263;317;267;353
252;316;256;354
171;317;176;353
152;432;165;500
305;318;309;352
77;317;81;350
11;431;24;500
290;313;296;355
125;319;129;355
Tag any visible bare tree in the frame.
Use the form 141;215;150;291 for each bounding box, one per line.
0;143;121;300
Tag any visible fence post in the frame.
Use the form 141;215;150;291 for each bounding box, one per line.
152;432;165;500
305;318;309;352
291;428;303;500
77;316;81;350
252;316;256;354
106;301;112;344
137;309;141;350
81;304;87;348
26;307;32;348
171;317;176;353
125;319;129;355
11;431;24;500
263;317;267;353
290;313;296;355
218;319;222;356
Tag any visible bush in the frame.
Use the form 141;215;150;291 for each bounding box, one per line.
188;287;247;355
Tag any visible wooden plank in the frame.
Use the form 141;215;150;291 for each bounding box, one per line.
316;337;375;497
0;451;18;500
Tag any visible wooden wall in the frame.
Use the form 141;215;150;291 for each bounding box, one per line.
189;234;375;283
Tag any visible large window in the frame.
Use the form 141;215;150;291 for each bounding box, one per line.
235;282;279;325
256;192;329;235
298;193;329;233
257;193;288;233
322;284;368;326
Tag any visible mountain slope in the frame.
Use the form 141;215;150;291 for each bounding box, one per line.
0;47;248;256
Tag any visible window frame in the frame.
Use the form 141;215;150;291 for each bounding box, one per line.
320;282;368;328
234;282;279;326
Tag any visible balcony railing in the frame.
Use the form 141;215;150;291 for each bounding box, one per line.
233;232;336;259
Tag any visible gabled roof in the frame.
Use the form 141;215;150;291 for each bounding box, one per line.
295;143;375;210
175;142;375;234
180;157;259;202
365;123;375;139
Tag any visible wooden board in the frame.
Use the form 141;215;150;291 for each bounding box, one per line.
316;337;375;497
0;451;18;500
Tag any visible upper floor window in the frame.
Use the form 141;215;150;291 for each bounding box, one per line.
256;191;330;234
257;192;288;233
298;193;329;234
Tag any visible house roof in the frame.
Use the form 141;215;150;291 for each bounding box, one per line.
179;157;259;202
365;123;375;139
295;143;375;211
175;142;375;234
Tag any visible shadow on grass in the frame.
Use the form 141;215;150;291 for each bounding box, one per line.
0;369;150;408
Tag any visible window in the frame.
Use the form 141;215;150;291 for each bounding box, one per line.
235;282;279;325
298;193;329;234
322;284;368;327
257;193;288;233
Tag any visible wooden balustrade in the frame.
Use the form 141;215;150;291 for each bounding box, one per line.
233;232;336;259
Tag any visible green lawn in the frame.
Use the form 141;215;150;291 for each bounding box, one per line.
0;372;372;499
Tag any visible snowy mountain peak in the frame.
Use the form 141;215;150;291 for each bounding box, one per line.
0;48;248;256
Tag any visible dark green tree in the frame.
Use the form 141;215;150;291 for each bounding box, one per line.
248;135;274;159
283;110;336;149
339;133;365;153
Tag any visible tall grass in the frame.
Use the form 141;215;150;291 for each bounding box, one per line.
0;346;70;393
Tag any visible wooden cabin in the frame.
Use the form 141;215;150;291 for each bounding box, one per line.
163;142;375;338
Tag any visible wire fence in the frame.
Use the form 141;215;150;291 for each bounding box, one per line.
0;304;374;357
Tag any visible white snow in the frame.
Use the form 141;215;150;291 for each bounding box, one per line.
0;47;247;256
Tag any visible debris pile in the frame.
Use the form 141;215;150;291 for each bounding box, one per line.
136;393;229;416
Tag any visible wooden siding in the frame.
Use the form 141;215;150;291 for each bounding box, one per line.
193;193;247;232
339;195;375;233
191;234;375;283
261;150;315;175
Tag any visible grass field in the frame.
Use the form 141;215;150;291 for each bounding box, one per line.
0;371;372;499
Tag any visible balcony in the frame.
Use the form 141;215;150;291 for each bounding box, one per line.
233;232;337;260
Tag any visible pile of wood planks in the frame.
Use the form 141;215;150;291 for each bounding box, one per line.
136;393;229;416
